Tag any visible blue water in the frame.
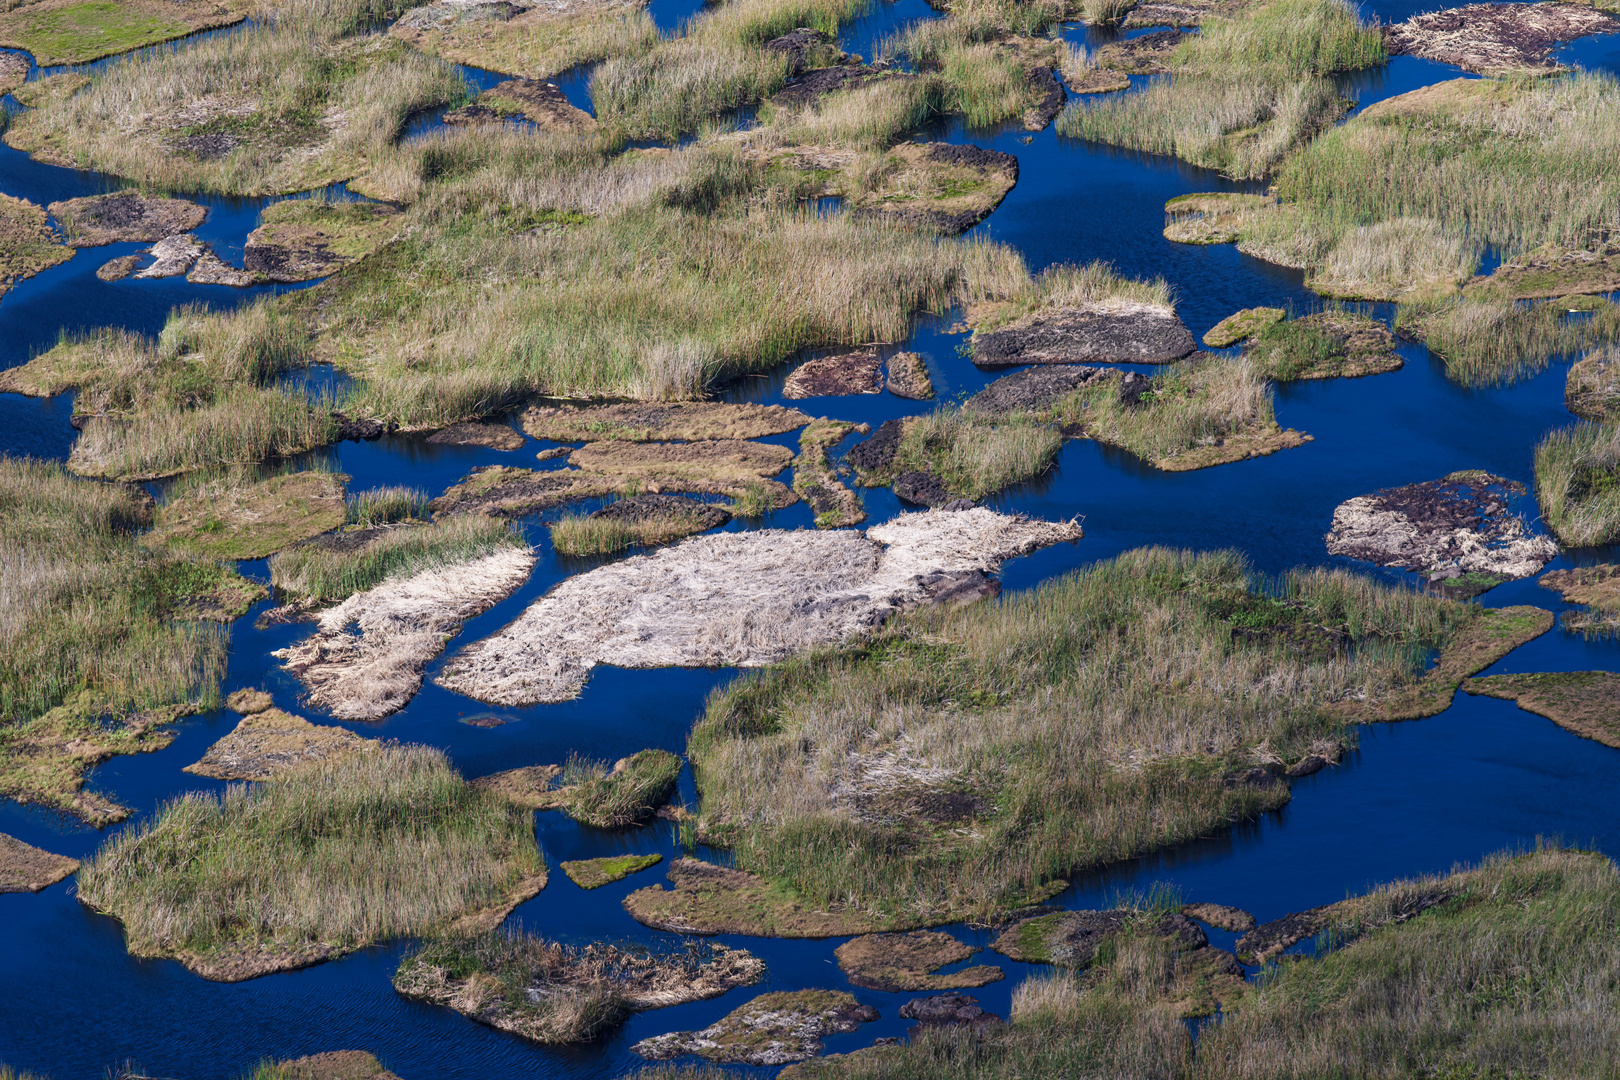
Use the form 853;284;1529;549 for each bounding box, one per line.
5;1;1620;1077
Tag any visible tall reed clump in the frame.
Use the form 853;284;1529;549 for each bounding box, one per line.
313;195;1029;427
269;514;526;604
346;485;432;526
591;0;870;140
77;744;544;969
727;847;1620;1080
1275;72;1620;258
975;259;1176;332
881;0;1065;129
2;0;470;195
863;409;1063;501
1080;357;1279;463
562;749;681;828
689;547;1472;918
1056;0;1382;178
1536;421;1620;546
3;301;335;480
1398;298;1620;388
0;457;230;731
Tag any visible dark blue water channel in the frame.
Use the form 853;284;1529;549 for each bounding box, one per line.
5;1;1620;1077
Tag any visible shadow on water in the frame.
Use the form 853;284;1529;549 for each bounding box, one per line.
5;1;1620;1078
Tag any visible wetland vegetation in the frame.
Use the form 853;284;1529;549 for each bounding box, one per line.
76;744;545;980
4;0;1620;1073
686;547;1522;920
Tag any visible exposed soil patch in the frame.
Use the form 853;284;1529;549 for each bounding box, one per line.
436;509;1083;705
835;931;1003;992
561;853;663;889
1024;66;1065;130
569;439;798;506
1464;671;1620;747
783;349;883;398
1384;3;1620;74
523;401;810;442
395;933;764;1044
965;365;1114;416
1465;228;1620;302
764;27;839;73
774;64;905;107
1236;888;1453;963
885;351;934;400
1181;902;1257;933
1065;66;1132;94
0;192;72;297
244;200;401;283
624;858;922;936
183;707;373;781
444;77;596;132
1096;30;1187;74
892;470;953;507
898;993;1000;1035
0;832;79;893
1246;311;1401;381
846;418;905;473
1204;306;1285;348
631;989;879;1064
973;303;1197;366
592;493;731;530
48;192;206;248
427;421;527;450
1325;471;1558;596
256;1052;399;1080
274;546;537;721
150;469;347;561
851;142;1018;236
1566;349;1620;421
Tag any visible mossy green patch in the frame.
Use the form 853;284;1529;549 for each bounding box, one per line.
561;853;664;889
1464;671;1620;748
152;469;348;560
0;0;243;67
1203;306;1284;347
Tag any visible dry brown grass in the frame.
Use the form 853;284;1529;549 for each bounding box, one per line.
77;743;545;980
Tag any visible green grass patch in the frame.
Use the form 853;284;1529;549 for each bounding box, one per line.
563;749;681;829
688;547;1495;919
77;744;545;980
562;853;664;889
1536;420;1620;546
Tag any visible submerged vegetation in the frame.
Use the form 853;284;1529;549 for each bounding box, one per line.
687;547;1521;919
77;744;545;980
